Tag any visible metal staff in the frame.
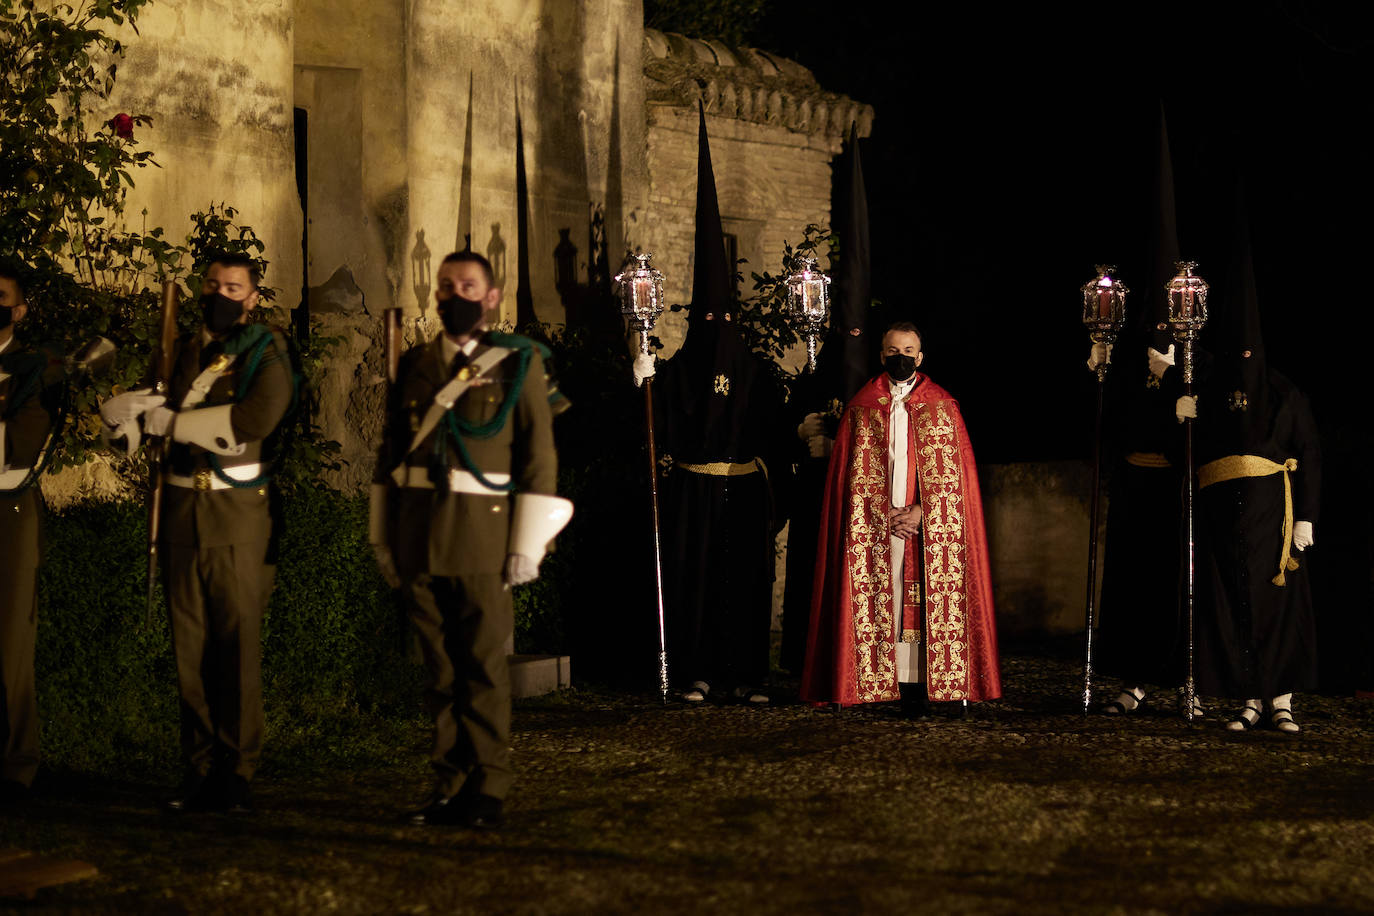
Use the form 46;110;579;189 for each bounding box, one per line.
1079;266;1127;715
146;280;180;624
615;254;670;702
1165;261;1209;723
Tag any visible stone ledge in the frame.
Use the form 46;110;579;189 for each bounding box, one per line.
643;29;873;140
509;654;571;698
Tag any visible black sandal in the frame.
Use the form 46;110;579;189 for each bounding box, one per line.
1101;691;1144;715
1270;708;1301;734
1226;704;1261;731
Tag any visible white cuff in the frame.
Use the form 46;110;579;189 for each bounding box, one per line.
171;404;247;456
509;493;574;565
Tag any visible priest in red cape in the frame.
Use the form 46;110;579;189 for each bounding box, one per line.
801;322;1001;707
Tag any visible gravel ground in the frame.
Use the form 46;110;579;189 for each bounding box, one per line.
4;649;1374;915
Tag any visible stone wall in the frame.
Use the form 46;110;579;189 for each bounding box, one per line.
106;0;303;312
639;29;872;358
88;4;868;492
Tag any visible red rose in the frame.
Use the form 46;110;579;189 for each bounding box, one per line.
107;113;134;139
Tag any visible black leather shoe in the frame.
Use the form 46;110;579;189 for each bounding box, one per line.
461;794;504;830
406;792;458;826
223;776;255;815
164;780;225;814
0;778;33;805
899;682;930;718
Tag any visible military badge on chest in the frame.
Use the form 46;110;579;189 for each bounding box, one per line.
713;373;730;397
1228;390;1249;412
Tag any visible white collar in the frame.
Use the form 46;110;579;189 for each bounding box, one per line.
441;334;479;365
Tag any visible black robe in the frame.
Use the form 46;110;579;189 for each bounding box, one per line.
655;329;788;690
1097;350;1187;687
1195;370;1320;698
778;360;845;675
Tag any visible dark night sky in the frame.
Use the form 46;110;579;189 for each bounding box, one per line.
754;2;1372;462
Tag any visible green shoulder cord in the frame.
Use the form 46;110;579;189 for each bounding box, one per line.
438;345;534;493
205;326;296;489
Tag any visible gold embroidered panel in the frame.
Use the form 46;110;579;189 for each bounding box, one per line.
846;407;897;703
912;400;969;701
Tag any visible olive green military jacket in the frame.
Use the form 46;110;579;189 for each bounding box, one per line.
377;334;557;578
0;338;59;560
159;327;293;548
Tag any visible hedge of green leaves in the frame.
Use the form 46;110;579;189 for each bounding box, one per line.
36;488;419;778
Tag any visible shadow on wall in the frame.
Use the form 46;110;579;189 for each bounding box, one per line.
410;228;431;314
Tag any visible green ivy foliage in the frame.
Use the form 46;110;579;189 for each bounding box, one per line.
37;489;426;777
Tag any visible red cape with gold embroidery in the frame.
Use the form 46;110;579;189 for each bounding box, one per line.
800;372;1001;705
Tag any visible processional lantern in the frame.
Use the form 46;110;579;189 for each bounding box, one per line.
1164;259;1208;725
615;252;665;354
1165;260;1209;381
613;250;672;703
784;256;832;372
1077;264;1127;715
1079;265;1127;382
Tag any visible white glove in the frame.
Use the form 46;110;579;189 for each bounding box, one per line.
504;553;540;586
101;420;141;454
1147;344;1176;379
797;412;826;441
1086;342;1113;370
632;353;656;387
807;435;833;459
1293;520;1314;552
1175;395;1198;422
143;404;176;437
99;388;165;428
371;543;401;589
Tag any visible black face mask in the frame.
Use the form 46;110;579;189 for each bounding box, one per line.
884;353;917;382
437;293;485;337
0;307;12;331
200;292;245;335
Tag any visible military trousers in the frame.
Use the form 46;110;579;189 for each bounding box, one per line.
165;541;272;782
1;492;41;787
403;572;513;800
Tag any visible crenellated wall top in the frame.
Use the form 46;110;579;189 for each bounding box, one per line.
643;29;873;140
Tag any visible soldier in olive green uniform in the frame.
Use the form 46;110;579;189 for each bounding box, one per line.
0;266;61;803
101;253;292;813
372;251;566;830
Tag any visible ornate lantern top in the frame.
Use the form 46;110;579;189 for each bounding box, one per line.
615;252;665;341
1165;260;1209;330
785;257;831;324
785;257;832;372
1080;264;1127;340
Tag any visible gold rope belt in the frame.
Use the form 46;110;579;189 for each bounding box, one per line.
1198;454;1300;586
1125;451;1171;468
677;459;763;477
